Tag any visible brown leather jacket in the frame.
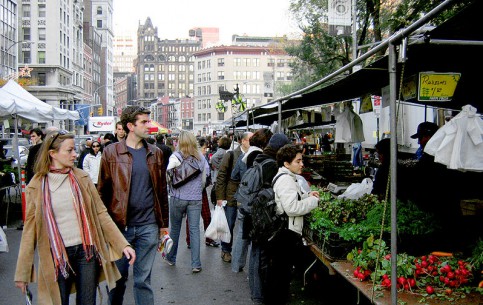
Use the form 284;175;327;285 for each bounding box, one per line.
98;139;169;229
215;146;242;207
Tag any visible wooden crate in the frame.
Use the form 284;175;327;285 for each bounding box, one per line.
460;199;483;216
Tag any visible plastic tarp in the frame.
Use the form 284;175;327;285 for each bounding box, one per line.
0;80;80;121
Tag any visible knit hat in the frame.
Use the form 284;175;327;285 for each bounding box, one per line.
268;133;290;150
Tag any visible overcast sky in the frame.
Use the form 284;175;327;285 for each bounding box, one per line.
113;0;301;43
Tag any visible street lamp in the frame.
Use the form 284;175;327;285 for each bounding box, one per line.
1;40;34;78
93;84;113;116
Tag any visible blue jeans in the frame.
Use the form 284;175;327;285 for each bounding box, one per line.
109;223;158;305
221;205;237;253
248;243;263;302
231;211;250;272
58;244;99;305
167;197;202;268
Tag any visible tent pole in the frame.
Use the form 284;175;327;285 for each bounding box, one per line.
13;114;21;187
388;42;398;305
277;101;282;133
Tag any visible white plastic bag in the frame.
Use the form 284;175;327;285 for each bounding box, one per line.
0;226;9;252
205;205;231;243
338;178;373;200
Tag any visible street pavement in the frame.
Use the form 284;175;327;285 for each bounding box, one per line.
0;187;362;305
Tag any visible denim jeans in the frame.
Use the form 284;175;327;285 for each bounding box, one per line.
221;205;237;253
231;211;250;272
57;244;99;305
167;197;202;268
248;243;263;303
109;223;158;305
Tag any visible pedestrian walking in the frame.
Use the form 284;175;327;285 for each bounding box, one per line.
82;140;102;187
14;130;135;305
98;106;169;305
165;131;210;273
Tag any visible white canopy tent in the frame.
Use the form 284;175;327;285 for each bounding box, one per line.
0;80;80;186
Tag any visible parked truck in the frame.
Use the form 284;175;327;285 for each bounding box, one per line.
88;116;117;134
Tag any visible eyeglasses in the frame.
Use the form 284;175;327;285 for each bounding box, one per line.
49;130;68;149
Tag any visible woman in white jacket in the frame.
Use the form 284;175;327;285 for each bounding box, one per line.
265;144;319;305
82;140;102;186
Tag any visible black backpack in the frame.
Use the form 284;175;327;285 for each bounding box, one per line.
234;158;276;215
249;173;288;244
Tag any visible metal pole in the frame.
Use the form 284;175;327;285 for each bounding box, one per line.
352;0;357;62
388;42;398;305
277;101;282;133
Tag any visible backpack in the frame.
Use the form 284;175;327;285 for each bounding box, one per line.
249;173;288;244
234;158;276;215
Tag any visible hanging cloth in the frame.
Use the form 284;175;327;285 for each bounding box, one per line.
334;106;365;143
425;104;483;172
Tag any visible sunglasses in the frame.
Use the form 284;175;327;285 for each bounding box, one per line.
92;145;100;148
49;130;69;149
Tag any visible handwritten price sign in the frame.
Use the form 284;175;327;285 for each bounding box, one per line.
418;72;461;101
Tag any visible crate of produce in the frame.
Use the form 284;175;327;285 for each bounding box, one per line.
317;231;357;261
460;199;483;216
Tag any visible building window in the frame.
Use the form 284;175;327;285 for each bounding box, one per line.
158;73;165;81
22;4;31;17
253;58;260;67
243;58;250;66
97;20;102;28
218;112;224;121
38;73;46;85
23;51;31;64
97;6;102;15
217;58;224;67
277;59;285;67
23;28;31;41
268;58;275;67
217;71;224;80
38;28;46;41
277;72;284;80
198;114;201;121
38;51;46;64
179;65;186;72
38;4;46;18
234;58;241;66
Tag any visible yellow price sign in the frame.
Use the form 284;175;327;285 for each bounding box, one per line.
418;72;461;101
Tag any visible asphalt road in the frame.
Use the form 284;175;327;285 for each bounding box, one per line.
0;187;367;305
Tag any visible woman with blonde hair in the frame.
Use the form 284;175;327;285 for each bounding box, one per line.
165;130;209;273
14;130;135;305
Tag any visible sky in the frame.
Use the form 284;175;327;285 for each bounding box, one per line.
113;0;301;44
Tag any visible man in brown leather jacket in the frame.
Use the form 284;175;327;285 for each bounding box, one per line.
98;106;169;305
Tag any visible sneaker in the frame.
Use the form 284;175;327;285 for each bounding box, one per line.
221;251;232;263
192;267;202;273
187;244;191;249
163;256;175;266
205;240;219;247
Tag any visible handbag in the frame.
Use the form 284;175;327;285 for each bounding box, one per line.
168;153;201;188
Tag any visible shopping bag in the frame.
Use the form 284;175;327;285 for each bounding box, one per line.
338;178;373;200
205;205;231;243
0;226;8;252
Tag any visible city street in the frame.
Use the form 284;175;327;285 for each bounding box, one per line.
0;187;344;305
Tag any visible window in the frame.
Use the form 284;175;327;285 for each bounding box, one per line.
243;58;250;66
97;6;102;15
38;73;46;86
277;59;285;67
38;4;46;18
22;4;30;17
207;72;211;81
23;51;31;64
38;28;46;41
198;62;202;70
23;28;30;41
179;65;186;72
38;51;46;64
217;71;224;80
198;114;201;121
168;65;176;72
218;112;224;121
97;20;102;28
268;58;275;67
276;72;284;80
217;58;224;67
286;72;293;80
158;73;165;81
234;58;241;66
253;58;260;67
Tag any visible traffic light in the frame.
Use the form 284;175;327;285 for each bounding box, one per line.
97;107;103;116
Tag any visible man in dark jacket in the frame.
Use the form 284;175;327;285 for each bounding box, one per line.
98;106;169;305
215;132;252;264
155;133;172;169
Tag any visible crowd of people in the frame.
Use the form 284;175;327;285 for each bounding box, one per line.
13;106;321;305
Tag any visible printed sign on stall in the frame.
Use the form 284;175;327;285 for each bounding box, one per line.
418;72;461;101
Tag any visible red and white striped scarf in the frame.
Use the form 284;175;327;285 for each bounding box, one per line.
42;167;100;279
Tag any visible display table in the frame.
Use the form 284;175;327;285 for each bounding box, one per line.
330;261;482;305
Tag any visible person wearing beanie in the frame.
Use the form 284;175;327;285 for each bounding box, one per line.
268;133;290;151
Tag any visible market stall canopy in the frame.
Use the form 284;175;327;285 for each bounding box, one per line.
148;121;169;134
0;80;80;121
281;1;483;113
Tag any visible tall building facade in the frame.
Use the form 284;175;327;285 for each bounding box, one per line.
0;0;18;79
84;0;114;116
113;33;136;73
135;18;201;99
17;0;85;130
193;44;293;135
